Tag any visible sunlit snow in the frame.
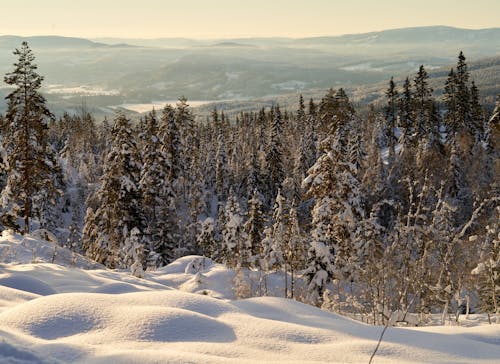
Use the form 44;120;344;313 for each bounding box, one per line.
0;232;499;364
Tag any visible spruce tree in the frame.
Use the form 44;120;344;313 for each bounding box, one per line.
82;113;145;268
399;77;415;148
160;105;182;182
266;105;285;202
413;65;433;139
1;41;61;233
469;81;484;140
302;91;363;306
385;77;398;166
455;51;471;134
444;68;457;136
139;111;176;266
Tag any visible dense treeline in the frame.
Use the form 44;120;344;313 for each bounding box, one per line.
0;43;498;325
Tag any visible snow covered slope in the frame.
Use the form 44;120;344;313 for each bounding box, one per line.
0;236;499;363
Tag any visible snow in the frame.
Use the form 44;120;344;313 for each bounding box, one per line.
44;84;119;96
111;100;215;114
0;235;499;363
271;80;307;91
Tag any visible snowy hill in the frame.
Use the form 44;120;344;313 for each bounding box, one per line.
0;235;499;363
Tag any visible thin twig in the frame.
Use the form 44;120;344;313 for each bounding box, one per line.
368;317;391;364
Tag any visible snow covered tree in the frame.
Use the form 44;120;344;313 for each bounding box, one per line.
160;105;182;183
455;51;471;135
244;189;265;268
267;190;287;274
1;41;62;233
221;190;248;268
473;205;499;322
197;217;218;259
285;203;306;299
398;77;415;149
469;81;485;141
124;227;146;278
266;105;285;202
446;140;472;225
413;65;433;139
444;68;458;135
215;119;229;201
486;96;500;190
82;113;145;268
385;77;398;166
139;111;177;267
303;143;362;303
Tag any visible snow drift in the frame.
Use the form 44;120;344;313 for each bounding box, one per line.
0;235;499;363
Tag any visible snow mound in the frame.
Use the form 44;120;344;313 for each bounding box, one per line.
0;285;40;311
0;230;102;269
91;282;144;294
0;274;57;296
0;256;499;363
0;291;236;343
0;294;105;340
0;341;49;364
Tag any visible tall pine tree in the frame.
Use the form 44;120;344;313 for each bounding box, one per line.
1;42;61;233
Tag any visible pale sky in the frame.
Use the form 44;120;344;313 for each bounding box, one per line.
1;0;499;39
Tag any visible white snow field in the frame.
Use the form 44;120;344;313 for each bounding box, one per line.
1;231;500;363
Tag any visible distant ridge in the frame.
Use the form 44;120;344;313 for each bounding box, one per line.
208;42;255;48
2;26;500;49
88;26;500;48
0;35;132;49
295;25;500;44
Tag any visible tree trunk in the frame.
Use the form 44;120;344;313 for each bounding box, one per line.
284;263;288;298
441;300;449;325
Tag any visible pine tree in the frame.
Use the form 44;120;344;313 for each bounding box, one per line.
469;81;484;141
455;51;471;134
385;77;398;166
413;65;433;139
1;41;61;233
160;105;182;182
215;114;229;201
444;68;458;136
399;77;415;148
266;105;285;201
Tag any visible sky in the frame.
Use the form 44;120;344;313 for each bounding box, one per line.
0;0;499;39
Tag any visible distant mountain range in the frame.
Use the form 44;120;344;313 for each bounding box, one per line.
0;26;498;117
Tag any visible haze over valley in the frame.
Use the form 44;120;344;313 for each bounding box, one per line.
1;25;499;117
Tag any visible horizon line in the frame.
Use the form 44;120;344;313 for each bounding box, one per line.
1;24;500;42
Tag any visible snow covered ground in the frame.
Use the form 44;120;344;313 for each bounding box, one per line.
1;231;499;363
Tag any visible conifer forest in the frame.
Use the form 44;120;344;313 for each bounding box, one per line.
1;41;499;326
